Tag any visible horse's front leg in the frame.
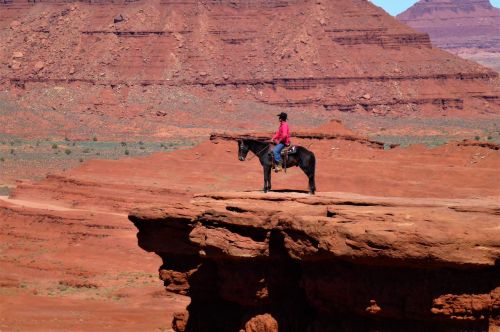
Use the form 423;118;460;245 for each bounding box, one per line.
266;165;272;192
263;166;271;193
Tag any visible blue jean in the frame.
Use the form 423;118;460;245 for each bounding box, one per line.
273;143;285;163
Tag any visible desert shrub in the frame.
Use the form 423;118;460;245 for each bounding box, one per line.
82;148;90;153
139;141;144;145
52;144;58;149
121;141;127;147
139;146;145;150
79;158;84;162
93;136;98;142
474;136;480;141
10;149;15;154
64;149;72;155
0;157;4;162
124;149;129;155
64;137;70;142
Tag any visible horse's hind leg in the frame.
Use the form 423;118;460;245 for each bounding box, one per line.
299;160;316;195
308;172;316;195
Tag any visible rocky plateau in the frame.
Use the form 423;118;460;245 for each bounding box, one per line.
398;0;500;72
0;0;499;140
1;121;498;330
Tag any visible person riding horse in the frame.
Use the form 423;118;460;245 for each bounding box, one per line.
272;112;291;172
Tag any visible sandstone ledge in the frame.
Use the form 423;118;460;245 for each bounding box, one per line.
130;191;500;331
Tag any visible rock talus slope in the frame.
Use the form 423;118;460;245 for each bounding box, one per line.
398;0;500;72
130;192;500;331
0;0;499;139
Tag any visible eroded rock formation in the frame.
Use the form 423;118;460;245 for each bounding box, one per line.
398;0;500;72
0;0;499;139
129;192;500;331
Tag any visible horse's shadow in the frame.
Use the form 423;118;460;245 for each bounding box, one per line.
243;189;310;194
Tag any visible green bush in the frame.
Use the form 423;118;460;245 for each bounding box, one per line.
474;136;480;141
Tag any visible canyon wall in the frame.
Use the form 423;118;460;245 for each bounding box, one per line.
0;0;499;139
130;191;500;331
398;0;500;72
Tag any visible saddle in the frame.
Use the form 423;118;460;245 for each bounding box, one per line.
270;145;297;172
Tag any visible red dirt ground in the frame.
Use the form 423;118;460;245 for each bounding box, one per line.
0;121;499;331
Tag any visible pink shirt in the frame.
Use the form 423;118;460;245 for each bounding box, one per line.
272;121;291;145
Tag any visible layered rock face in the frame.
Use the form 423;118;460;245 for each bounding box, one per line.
0;0;499;139
398;0;500;72
130;192;500;331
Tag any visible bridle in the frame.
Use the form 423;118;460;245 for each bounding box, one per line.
239;140;270;161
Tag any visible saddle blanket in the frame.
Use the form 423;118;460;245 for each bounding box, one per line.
281;145;297;155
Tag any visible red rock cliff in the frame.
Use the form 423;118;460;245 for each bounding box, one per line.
398;0;500;72
129;192;500;331
0;0;499;139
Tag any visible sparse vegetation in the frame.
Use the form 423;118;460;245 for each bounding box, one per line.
92;136;98;142
0;137;198;185
474;136;480;141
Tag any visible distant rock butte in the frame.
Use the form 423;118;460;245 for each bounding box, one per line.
398;0;500;72
130;191;500;331
0;0;499;139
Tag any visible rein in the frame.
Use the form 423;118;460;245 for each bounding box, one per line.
246;142;271;161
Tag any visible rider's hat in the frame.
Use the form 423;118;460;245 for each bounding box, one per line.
277;112;288;120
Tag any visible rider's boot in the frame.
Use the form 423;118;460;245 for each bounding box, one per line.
275;161;283;172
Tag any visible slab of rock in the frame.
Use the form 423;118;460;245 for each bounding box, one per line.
130;191;500;331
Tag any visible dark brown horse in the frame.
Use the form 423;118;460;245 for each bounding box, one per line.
237;138;316;194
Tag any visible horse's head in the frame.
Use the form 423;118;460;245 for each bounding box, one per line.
237;140;249;161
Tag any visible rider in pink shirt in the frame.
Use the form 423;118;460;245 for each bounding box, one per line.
272;112;290;172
